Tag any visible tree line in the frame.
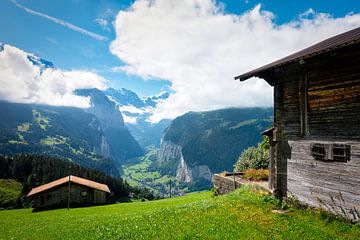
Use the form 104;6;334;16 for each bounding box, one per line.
0;154;155;208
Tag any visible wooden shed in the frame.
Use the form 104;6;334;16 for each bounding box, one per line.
235;27;360;221
27;175;111;209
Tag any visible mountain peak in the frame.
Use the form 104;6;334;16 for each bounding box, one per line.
105;88;145;108
27;55;54;69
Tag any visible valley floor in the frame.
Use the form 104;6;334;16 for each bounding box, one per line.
122;149;185;197
0;187;359;240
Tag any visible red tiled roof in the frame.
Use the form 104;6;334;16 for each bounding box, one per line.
26;175;111;197
235;27;360;81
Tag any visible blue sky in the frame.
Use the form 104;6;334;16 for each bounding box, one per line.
0;0;359;122
1;0;359;97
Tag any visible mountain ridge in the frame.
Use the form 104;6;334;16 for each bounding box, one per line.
157;107;273;186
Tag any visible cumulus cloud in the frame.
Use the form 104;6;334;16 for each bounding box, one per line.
110;0;360;122
0;44;107;108
122;114;138;124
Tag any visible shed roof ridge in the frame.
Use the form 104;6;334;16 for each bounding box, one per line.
27;175;110;197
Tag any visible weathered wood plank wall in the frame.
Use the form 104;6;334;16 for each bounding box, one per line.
274;43;360;220
288;140;360;220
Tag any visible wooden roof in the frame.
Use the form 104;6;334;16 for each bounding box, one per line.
27;175;111;197
235;26;360;81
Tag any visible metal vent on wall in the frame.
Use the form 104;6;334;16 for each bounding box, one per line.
311;143;350;162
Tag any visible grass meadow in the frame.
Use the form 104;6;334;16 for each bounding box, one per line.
0;187;359;240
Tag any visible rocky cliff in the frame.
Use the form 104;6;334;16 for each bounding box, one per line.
158;139;214;183
157;108;273;186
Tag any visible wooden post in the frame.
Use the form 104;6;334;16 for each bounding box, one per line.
274;84;287;199
233;173;236;190
268;137;275;190
67;175;71;210
300;72;309;137
169;179;172;198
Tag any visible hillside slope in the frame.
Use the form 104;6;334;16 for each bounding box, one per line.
0;187;358;239
76;89;144;164
0;101;119;175
158;108;273;184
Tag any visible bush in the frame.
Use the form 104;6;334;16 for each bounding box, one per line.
243;169;269;181
234;136;269;172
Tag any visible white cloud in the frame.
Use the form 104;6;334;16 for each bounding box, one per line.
94;8;114;31
11;0;108;41
110;0;360;122
122;113;138;124
94;18;109;30
119;105;147;114
0;44;107;108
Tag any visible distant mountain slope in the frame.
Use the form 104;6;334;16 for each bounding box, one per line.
158;108;273;184
105;88;146;108
104;87;171;148
0;101;118;176
76;88;144;163
0;44;143;176
126;119;171;148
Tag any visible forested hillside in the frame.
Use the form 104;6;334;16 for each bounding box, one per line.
158;108;273;187
0;154;155;208
0;101;119;176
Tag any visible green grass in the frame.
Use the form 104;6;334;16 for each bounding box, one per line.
32;109;51;130
7;140;27;145
0;187;358;240
17;123;30;132
40;136;67;146
0;179;22;208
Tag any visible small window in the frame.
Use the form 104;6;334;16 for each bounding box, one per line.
312;143;327;160
311;143;350;162
332;144;350;162
81;191;87;200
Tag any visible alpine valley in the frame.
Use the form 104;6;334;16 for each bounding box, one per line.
0;44;273;194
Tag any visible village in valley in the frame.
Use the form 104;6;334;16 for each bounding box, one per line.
0;0;359;239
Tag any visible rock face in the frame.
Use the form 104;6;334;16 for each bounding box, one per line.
157;108;274;186
158;139;212;183
176;155;192;182
100;135;111;158
158;139;182;164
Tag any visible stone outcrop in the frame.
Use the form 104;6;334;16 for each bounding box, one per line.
158;139;182;164
176;155;192;182
158;139;213;183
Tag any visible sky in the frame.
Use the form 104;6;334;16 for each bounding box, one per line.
0;0;359;121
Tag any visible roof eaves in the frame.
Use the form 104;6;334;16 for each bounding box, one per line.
234;27;360;82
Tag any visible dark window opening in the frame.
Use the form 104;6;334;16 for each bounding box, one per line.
332;144;350;162
81;190;88;201
311;143;327;160
311;143;350;162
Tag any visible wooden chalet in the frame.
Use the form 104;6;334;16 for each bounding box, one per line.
235;27;360;221
27;175;111;209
